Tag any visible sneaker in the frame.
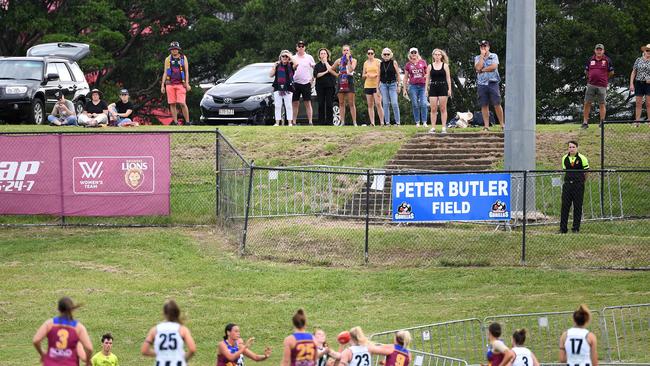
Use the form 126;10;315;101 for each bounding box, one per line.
422;122;428;127
441;128;447;134
416;123;420;127
170;121;178;126
273;123;279;126
429;128;436;134
482;127;490;132
49;119;62;126
581;123;588;129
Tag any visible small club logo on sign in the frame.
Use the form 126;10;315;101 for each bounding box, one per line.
73;156;155;194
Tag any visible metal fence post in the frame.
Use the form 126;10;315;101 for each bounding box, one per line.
600;121;605;216
241;162;255;256
364;169;370;264
215;128;220;219
521;170;527;265
58;133;66;226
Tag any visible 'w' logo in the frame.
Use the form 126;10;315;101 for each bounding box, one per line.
78;161;104;179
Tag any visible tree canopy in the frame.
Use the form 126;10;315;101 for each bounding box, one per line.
2;0;647;122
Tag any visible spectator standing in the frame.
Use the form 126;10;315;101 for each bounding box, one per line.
48;91;77;126
161;41;191;125
630;44;650;126
314;48;337;125
362;48;384;126
216;323;270;366
270;50;295;126
108;89;137;127
559;140;589;234
582;43;614;129
79;89;108;127
559;305;598;366
474;40;504;131
91;333;119;366
33;297;94;366
332;45;358;126
379;48;401;126
403;48;428;127
291;41;316;126
141;300;196;366
425;49;452;134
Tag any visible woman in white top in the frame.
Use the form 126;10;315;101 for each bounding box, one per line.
559;304;598;366
142;300;197;366
511;329;539;366
337;327;391;366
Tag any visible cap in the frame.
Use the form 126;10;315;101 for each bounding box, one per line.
479;40;490;46
595;43;604;50
168;41;181;51
120;88;129;95
54;91;63;99
409;47;419;54
296;40;306;47
641;43;650;52
90;88;102;96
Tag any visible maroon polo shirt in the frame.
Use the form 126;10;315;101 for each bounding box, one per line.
585;54;613;87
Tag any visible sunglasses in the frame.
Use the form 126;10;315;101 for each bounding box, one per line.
297;45;305;48
382;53;390;56
410;51;418;54
120;93;129;96
281;55;289;58
367;52;374;55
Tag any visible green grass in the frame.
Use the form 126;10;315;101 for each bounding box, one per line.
1;227;649;365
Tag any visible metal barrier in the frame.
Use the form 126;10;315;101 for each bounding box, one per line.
484;310;603;364
601;304;650;363
370;319;484;364
408;350;469;366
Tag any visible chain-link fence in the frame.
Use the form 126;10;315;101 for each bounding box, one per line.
0;130;219;226
238;166;650;269
369;304;650;365
216;131;250;245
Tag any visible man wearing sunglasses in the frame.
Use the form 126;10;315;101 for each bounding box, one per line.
291;40;316;126
474;40;504;131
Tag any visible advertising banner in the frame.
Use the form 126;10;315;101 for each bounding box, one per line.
0;135;62;214
392;173;511;222
0;134;170;216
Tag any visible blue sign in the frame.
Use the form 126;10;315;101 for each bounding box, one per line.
392;173;511;222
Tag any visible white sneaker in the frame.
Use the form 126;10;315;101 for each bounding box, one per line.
273;123;279;126
441;128;447;134
423;122;428;127
416;123;420;127
429;128;436;134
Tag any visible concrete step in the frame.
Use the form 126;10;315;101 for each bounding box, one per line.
389;158;496;166
392;153;502;160
402;142;504;149
384;164;494;171
397;148;504;155
414;132;504;138
411;136;504;143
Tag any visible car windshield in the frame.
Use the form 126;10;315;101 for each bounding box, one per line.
0;60;43;80
226;65;273;84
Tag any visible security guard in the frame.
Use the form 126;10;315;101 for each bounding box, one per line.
560;140;589;233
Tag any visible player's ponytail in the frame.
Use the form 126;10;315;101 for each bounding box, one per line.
350;326;368;346
573;304;591;326
293;309;307;328
163;299;182;324
58;297;81;320
512;328;527;346
395;330;411;348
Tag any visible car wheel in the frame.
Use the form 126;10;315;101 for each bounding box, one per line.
30;98;45;125
75;99;85;115
332;104;340;126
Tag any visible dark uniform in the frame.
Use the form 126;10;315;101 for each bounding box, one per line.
560;152;590;233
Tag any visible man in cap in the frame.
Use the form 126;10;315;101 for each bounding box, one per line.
474;40;504;131
582;43;614;129
48;91;77;126
108;89;137;127
78;89;108;127
290;40;316;126
161;41;191;125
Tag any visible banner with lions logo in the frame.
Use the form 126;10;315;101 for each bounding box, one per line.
0;134;170;216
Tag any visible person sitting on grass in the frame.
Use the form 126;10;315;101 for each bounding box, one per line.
48;91;78;126
108;89;138;127
78;89;108;127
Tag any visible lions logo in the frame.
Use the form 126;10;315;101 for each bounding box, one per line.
124;168;144;189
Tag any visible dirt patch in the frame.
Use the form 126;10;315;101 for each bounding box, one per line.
536;132;579;167
63;260;127;274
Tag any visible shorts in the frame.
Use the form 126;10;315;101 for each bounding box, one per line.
292;83;312;102
477;82;501;106
166;83;187;104
634;80;650;96
429;82;448;97
364;88;376;95
338;78;355;93
584;84;606;103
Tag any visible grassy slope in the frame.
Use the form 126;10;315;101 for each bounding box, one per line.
1;227;649;366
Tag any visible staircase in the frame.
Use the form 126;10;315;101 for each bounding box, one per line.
339;132;505;218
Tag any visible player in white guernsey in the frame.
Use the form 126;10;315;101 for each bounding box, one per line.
510;329;539;366
338;327;392;366
559;304;598;366
141;300;197;366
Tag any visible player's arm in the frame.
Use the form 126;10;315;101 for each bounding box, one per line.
531;351;540;366
181;325;197;361
141;327;157;357
368;344;393;356
32;320;50;360
243;345;271;361
76;323;94;366
558;332;567;363
588;332;598;366
280;336;293;366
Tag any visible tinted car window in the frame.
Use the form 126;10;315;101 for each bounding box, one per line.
46;63;57;76
54;63;73;81
0;60;43;80
69;63;86;83
226;65;274;84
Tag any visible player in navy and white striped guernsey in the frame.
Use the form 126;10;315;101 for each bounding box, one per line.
559;304;598;366
510;329;539;366
141;300;196;366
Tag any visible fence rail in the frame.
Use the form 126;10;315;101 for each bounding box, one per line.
369;304;650;365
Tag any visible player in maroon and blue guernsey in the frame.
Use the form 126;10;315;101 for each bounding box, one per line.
282;309;318;366
33;297;94;366
383;331;412;366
